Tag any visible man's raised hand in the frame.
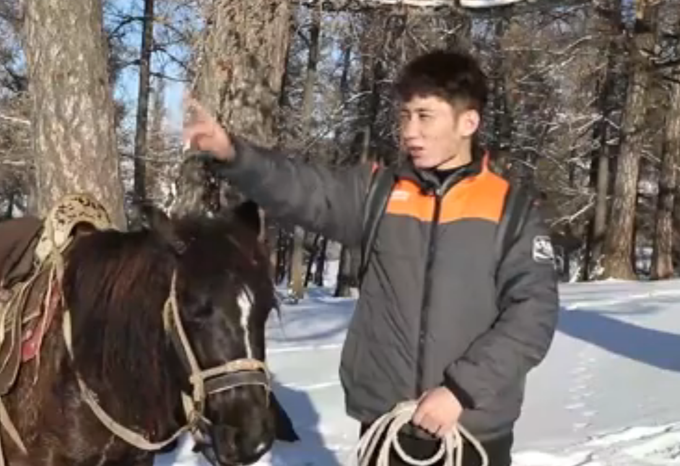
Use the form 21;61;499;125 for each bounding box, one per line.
182;95;234;161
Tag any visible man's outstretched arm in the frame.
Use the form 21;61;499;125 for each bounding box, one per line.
216;135;372;246
184;98;372;246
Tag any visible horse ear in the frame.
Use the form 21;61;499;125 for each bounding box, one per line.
138;203;187;255
231;200;262;238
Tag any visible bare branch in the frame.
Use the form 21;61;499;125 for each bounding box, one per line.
0;113;30;126
0;160;29;167
292;0;591;16
550;198;595;227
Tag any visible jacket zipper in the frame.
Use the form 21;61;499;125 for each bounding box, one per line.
415;171;469;397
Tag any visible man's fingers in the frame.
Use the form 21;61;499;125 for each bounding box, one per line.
184;93;213;126
411;405;425;427
182;125;199;151
183;120;212;144
415;410;448;437
413;410;437;436
422;414;440;436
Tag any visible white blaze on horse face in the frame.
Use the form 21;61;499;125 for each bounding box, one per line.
237;287;254;358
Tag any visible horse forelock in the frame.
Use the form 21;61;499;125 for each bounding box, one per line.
172;215;276;358
174;215;274;302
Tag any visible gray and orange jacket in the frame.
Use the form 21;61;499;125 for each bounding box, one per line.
214;136;560;441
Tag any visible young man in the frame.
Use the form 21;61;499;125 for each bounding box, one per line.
184;49;559;466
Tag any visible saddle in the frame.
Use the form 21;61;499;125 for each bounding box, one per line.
0;193;113;395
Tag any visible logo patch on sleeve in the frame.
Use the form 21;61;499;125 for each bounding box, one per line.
532;236;555;264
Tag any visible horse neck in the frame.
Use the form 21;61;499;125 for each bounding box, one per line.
49;227;201;442
72;320;187;440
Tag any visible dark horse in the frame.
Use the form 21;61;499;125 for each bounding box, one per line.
1;201;281;466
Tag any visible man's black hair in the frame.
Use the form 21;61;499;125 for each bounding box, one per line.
395;49;488;113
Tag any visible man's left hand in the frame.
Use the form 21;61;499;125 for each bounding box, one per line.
411;387;463;438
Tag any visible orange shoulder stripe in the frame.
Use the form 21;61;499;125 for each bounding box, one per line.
385;171;509;224
439;171;508;223
385;179;434;221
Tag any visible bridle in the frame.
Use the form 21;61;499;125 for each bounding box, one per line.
162;270;271;429
0;193;273;463
61;267;272;453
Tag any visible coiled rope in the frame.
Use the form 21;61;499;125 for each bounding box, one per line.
354;401;488;466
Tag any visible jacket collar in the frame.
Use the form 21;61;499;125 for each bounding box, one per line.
396;151;490;194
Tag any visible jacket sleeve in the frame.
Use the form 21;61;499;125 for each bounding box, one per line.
443;204;559;410
211;135;374;247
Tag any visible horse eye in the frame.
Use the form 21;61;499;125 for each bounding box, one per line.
191;303;214;319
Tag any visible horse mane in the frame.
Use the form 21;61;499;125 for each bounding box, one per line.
60;212;275;433
62;227;178;431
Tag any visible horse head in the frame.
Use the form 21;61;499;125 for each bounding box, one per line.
140;201;276;465
61;198;276;466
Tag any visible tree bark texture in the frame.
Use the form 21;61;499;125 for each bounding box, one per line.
290;2;321;300
603;2;656;280
651;5;680;279
333;38;356;297
189;0;291;278
191;0;291;147
346;12;385;284
652;111;678;279
24;0;126;227
147;78;166;204
133;0;155;205
583;0;624;280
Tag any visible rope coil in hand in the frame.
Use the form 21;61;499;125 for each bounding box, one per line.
354;401;488;466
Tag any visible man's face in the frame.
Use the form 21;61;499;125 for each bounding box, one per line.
399;95;479;170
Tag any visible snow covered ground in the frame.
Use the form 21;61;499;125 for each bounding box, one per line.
155;275;680;466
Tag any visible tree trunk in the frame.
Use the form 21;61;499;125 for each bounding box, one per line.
349;21;382;167
132;0;155;206
583;0;624;281
334;246;354;298
651;139;677;279
603;2;656;280
333;38;355;298
314;236;328;286
191;1;290;146
304;235;319;288
4;193;14;219
268;21;296;279
147;77;166;204
489;15;512;172
651;6;680;280
289;231;306;299
191;0;291;276
24;0;125;227
347;15;384;282
275;230;289;285
290;2;321;300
